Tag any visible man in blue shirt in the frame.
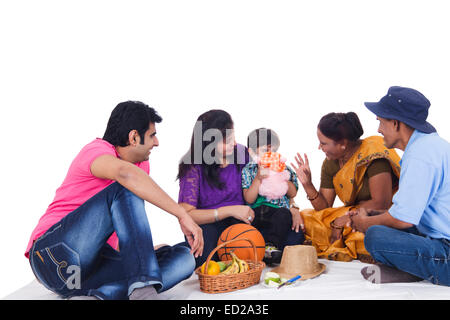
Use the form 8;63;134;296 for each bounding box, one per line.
349;86;449;286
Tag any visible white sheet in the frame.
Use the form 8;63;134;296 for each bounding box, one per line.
3;259;450;300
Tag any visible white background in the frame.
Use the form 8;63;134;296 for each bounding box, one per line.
1;0;449;298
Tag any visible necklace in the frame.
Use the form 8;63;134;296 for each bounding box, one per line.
338;140;361;168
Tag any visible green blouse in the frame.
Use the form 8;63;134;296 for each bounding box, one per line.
320;158;397;203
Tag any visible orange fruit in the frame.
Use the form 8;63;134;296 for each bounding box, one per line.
200;260;221;275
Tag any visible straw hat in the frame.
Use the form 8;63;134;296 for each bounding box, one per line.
270;245;326;280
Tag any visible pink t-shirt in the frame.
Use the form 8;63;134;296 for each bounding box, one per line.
25;138;149;258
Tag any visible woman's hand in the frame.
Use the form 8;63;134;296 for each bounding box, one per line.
330;228;343;243
329;215;350;243
347;207;370;233
228;205;255;224
334;215;351;228
291;153;312;187
290;207;305;233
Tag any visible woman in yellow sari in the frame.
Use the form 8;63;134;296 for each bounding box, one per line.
291;112;401;262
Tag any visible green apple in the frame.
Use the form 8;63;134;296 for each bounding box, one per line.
264;272;281;285
266;280;280;287
217;261;229;272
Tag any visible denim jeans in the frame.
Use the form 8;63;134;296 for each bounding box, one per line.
364;225;450;286
184;217;241;268
29;182;196;299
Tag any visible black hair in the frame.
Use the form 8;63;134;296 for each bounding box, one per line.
177;109;239;190
247;128;280;152
318;112;364;142
103;101;162;147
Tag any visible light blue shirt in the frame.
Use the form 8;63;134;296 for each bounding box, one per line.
389;130;450;240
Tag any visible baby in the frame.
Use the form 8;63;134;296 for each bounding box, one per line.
242;128;301;265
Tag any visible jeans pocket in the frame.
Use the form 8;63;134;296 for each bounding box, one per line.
33;242;81;292
443;238;450;247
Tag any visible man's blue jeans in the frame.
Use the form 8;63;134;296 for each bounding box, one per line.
29;182;195;299
364;225;450;286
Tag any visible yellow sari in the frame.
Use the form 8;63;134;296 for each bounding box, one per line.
300;136;401;262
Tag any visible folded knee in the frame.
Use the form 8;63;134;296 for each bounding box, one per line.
174;245;196;275
364;225;391;253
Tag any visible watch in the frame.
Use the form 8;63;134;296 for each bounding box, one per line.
289;202;300;210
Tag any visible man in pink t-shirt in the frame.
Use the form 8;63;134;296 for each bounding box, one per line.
26;101;203;300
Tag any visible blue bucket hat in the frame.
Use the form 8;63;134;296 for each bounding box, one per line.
364;86;436;133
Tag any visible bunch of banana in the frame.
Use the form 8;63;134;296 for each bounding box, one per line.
220;259;239;275
231;252;250;273
220;252;250;275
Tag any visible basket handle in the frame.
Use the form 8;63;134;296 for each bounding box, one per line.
202;238;258;274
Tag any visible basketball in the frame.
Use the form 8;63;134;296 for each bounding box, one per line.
217;224;265;261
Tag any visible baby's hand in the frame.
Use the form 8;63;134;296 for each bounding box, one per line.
256;166;269;181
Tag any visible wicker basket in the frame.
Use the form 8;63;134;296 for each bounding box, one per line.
195;238;265;293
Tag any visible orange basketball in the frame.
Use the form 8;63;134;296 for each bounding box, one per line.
217;224;265;261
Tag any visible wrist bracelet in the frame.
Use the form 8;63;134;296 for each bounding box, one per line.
307;190;320;201
330;220;344;230
214;209;219;222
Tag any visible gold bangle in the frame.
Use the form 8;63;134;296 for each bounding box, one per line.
330;220;344;230
307;191;320;201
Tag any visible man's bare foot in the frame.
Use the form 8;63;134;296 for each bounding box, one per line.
361;263;422;283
